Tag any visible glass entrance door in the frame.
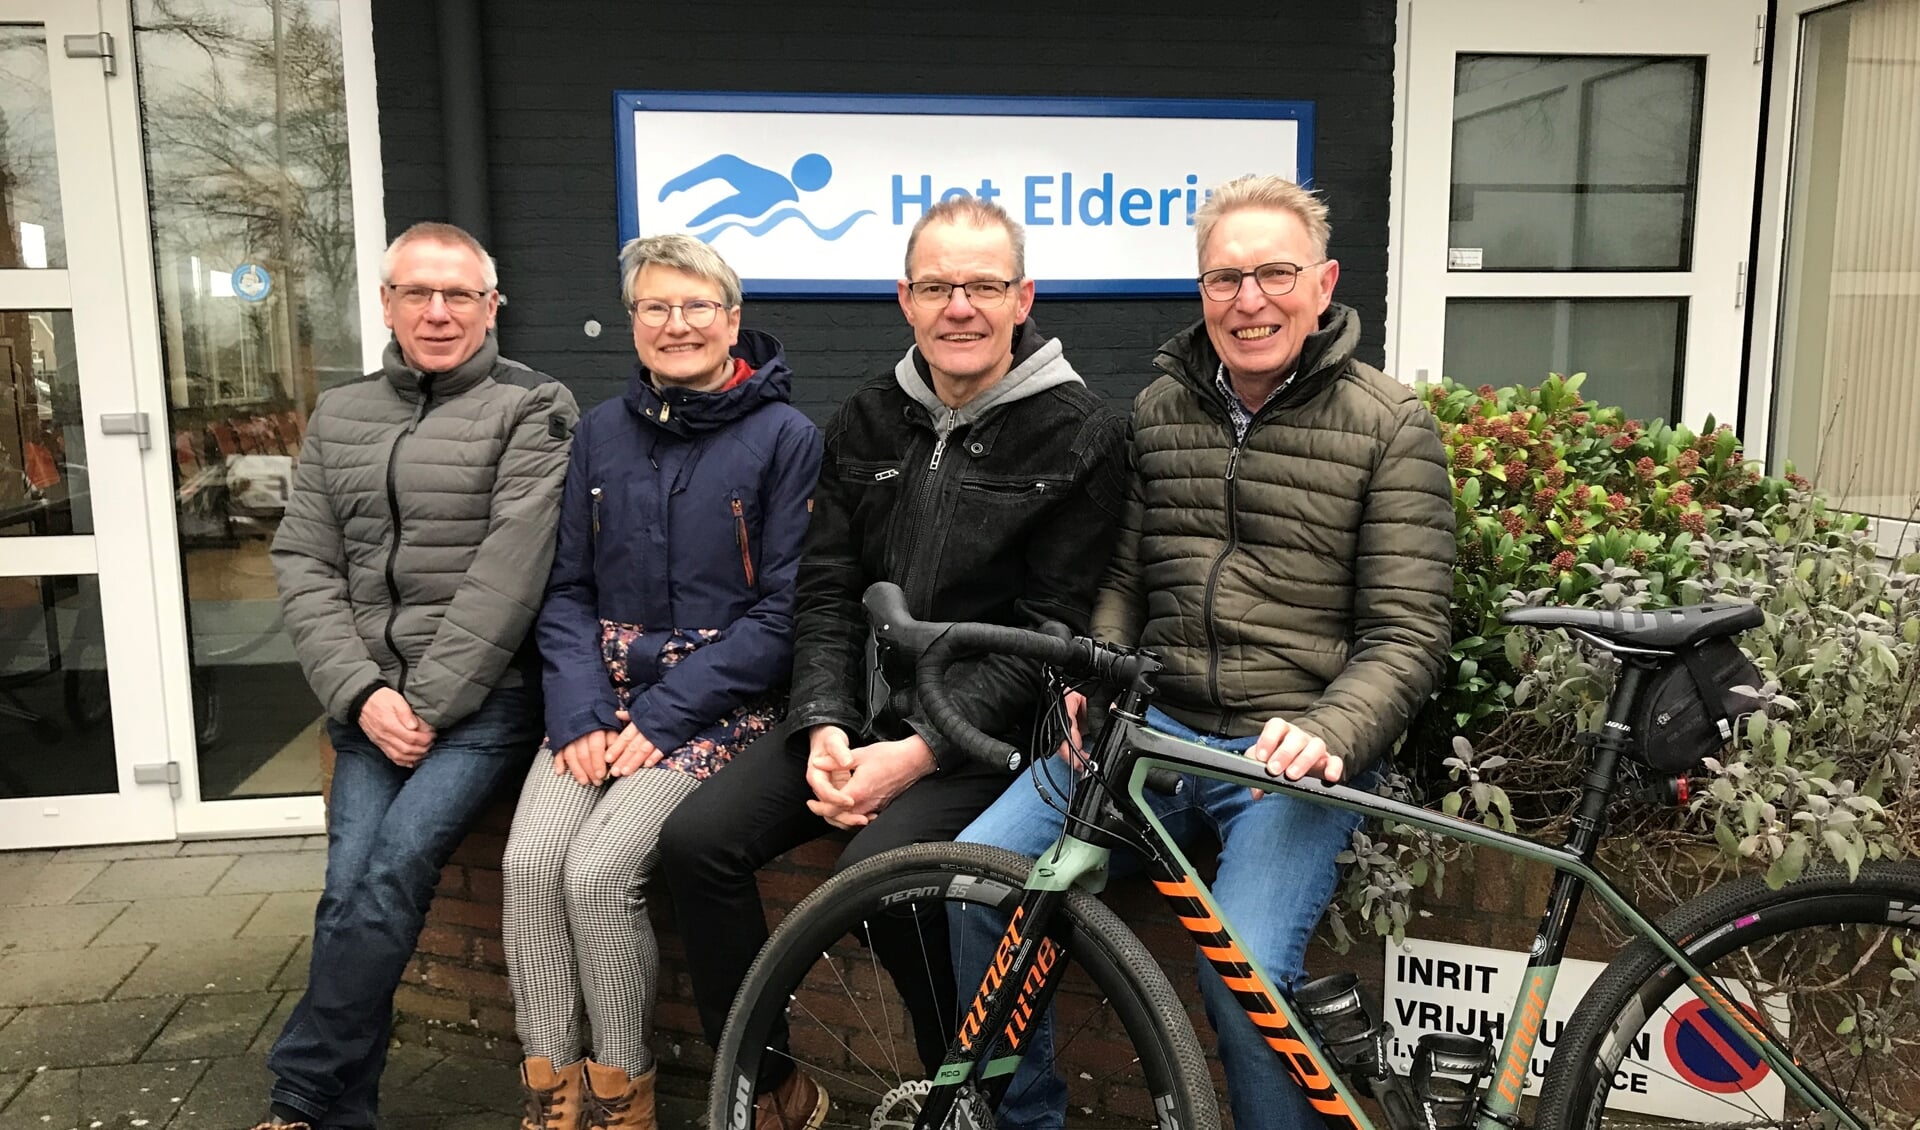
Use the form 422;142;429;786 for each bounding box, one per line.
0;0;175;847
1394;0;1765;428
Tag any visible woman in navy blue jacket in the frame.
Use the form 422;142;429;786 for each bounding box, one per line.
501;234;821;1130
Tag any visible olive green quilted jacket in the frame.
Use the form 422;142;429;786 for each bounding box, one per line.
1092;305;1455;777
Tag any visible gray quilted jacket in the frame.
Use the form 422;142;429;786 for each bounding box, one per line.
271;335;577;730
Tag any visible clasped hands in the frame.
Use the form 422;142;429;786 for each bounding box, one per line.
1058;690;1343;791
551;708;665;787
804;725;935;830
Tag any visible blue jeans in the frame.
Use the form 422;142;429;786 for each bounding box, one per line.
268;684;539;1128
953;708;1366;1130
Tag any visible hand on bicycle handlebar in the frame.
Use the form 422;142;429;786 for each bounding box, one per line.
804;726;937;829
1247;716;1343;796
1059;689;1091;771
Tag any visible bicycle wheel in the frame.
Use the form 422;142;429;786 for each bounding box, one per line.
707;841;1220;1130
1538;860;1920;1130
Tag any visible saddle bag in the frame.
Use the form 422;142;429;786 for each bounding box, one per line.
1632;637;1763;772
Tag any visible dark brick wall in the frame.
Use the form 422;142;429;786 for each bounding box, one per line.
372;0;1399;419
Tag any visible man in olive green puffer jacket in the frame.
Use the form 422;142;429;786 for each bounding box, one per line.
959;175;1454;1130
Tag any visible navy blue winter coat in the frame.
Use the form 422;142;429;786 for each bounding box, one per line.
537;329;823;755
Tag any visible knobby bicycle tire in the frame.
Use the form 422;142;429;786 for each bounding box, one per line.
707;841;1221;1130
1537;860;1920;1130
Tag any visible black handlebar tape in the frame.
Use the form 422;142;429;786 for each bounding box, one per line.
913;623;1089;772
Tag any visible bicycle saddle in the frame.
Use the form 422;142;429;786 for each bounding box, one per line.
1501;602;1763;651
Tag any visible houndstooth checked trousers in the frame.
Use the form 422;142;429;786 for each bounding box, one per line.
501;756;701;1074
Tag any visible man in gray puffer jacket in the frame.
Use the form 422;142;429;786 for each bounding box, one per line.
256;222;576;1130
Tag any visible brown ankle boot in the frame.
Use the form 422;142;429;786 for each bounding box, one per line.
520;1056;588;1130
584;1060;656;1130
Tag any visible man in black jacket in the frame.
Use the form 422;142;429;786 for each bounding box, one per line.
660;197;1128;1130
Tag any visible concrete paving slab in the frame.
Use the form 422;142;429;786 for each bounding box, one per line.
141;992;280;1063
71;858;236;904
114;938;297;999
0;945;149;1007
210;852;326;896
270;938;310;992
0;901;126;953
179;837;309;857
246;993;295;1055
0;998;179;1070
379;1081;482;1120
378;1043;446;1092
238;891;318;939
167;1052;271;1130
0;1059;208;1130
91;894;266;947
0;1009;14;1032
53;842;183;863
0;862;106;908
408;1051;525;1115
0;1071;26;1109
0;852;54;875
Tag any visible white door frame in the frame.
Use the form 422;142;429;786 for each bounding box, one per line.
1391;0;1766;429
0;0;174;847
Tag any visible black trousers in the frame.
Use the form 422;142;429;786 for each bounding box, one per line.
660;729;1010;1089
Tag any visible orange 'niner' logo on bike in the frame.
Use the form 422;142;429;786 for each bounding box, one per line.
958;906;1062;1054
1153;875;1363;1128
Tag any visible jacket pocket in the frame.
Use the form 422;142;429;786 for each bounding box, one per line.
730;496;756;589
957;472;1072;505
840;458;902;485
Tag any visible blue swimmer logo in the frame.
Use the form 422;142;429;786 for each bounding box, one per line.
658;153;874;242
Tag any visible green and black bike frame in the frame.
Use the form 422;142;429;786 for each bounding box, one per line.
924;660;1866;1130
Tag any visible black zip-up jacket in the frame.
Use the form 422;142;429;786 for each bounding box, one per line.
786;322;1129;771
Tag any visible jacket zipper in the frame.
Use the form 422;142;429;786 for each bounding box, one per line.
382;376;436;694
590;486;602;546
731;497;756;588
894;407;957;615
1200;438;1246;732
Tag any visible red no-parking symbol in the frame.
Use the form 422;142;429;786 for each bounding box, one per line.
1663;1000;1772;1094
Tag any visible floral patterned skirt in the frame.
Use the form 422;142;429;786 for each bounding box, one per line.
588;619;780;781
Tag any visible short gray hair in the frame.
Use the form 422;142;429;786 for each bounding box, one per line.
382;222;499;290
1193;176;1331;263
619;234;743;311
903;197;1026;279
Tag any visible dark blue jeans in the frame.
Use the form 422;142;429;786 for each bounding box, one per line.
268;684;539;1128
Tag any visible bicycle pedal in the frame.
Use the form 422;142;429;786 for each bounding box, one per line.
1293;972;1387;1073
1410;1033;1493;1130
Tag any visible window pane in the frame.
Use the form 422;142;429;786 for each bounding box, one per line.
0;27;66;269
0;311;91;535
1772;0;1920;520
0;574;115;798
1450;55;1704;271
134;0;361;800
1443;298;1686;422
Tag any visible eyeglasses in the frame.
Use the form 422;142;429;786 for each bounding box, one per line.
386;283;493;312
631;299;730;329
1197;260;1327;302
906;279;1021;310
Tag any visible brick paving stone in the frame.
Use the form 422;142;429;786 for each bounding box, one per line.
209;853;327;896
90;895;265;947
53;842;183;863
0;1059;208;1130
0;945;149;1007
246;992;296;1055
0;998;179;1070
114;938;297;999
409;1051;525;1114
179;837;309;856
0;902;125;953
0;862;105;908
141;992;279;1062
238;891;318;939
71;858;235;903
270;938;310;992
167;1052;271;1130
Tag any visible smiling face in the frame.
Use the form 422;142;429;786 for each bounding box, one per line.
1199;206;1338;391
381;238;498;372
897;219;1034;397
630;263;742;391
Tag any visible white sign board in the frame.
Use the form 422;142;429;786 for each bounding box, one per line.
615;93;1314;296
1384;937;1785;1123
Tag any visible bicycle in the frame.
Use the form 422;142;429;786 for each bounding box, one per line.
707;582;1920;1130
